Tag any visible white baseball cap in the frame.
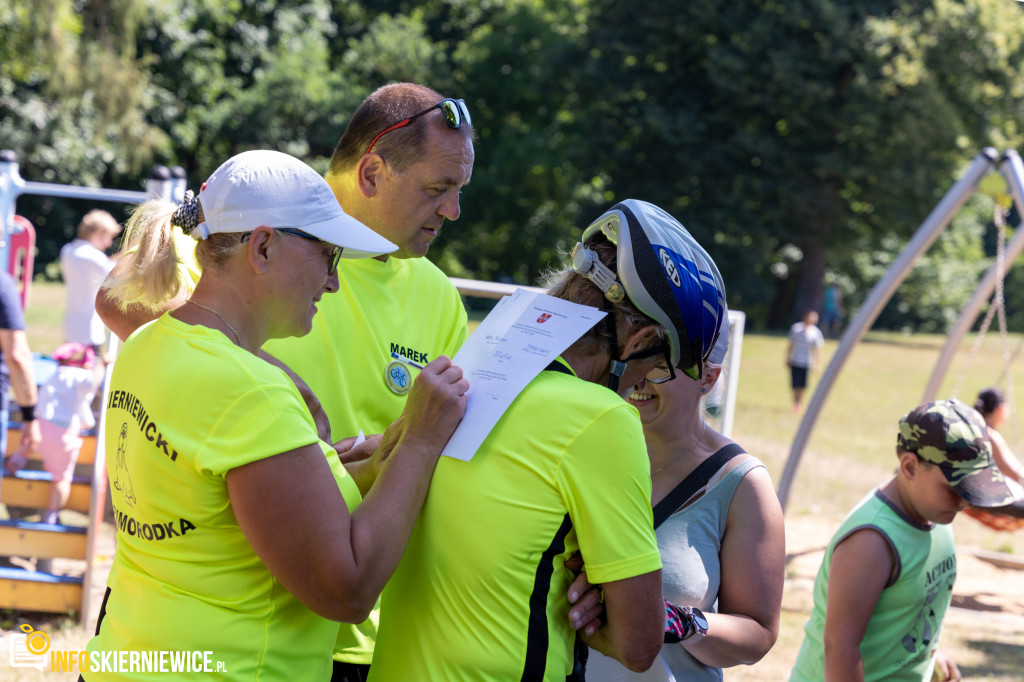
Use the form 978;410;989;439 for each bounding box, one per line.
196;150;396;259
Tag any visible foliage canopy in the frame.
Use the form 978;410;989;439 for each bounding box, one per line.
3;0;1024;331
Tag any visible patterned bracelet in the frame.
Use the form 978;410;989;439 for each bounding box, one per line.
663;600;692;644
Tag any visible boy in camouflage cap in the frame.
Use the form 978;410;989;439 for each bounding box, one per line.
897;398;1017;508
791;398;1014;682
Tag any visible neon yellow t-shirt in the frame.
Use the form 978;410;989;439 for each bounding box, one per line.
370;363;663;682
86;315;361;681
266;255;468;436
263;255;468;663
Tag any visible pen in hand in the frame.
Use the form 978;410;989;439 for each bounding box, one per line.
391;351;425;370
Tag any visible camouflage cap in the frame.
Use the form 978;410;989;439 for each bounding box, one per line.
897;398;1016;507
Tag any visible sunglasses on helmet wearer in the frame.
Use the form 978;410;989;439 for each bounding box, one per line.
364;99;472;155
622;343;678;385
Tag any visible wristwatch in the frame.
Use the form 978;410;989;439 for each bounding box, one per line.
681;606;708;642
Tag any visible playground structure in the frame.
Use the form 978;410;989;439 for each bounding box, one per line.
0;151;748;627
777;148;1024;512
0;151;185;626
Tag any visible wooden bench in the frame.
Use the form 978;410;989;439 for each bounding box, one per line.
1;425;103;617
1;469;94;513
0;565;83;613
0;519;87;559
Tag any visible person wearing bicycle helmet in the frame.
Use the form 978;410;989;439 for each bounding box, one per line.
370;199;724;681
584;204;785;682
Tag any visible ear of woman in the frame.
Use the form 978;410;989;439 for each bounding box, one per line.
701;365;723;394
244;225;278;275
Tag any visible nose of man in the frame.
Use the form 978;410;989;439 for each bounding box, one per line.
438;191;461;222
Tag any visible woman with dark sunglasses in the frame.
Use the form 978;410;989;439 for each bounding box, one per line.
586;318;785;681
84;150;468;681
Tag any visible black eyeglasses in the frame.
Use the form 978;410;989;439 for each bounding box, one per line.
365;98;472;155
622;344;677;384
241;229;343;276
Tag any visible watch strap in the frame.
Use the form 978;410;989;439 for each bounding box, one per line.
663;601;707;644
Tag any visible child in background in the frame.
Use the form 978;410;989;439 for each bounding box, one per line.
790;399;1018;682
5;343;99;525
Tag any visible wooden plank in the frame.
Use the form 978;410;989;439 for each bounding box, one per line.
83;363;113;626
6;427;97;466
0;476;91;513
0;521;87;560
0;569;83;613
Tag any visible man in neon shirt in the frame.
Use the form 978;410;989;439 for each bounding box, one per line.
264;83;474;682
96;84;476;681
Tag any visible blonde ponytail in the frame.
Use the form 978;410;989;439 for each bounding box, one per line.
102;200;191;313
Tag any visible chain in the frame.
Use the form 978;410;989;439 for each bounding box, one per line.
186;300;241;346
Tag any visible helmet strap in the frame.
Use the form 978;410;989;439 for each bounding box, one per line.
603;311;625;393
572;243;625;303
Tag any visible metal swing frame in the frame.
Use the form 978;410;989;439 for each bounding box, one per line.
777;147;1024;512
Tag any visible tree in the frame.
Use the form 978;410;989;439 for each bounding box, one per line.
580;0;1024;329
6;0;1024;338
426;0;599;285
1;0;171;270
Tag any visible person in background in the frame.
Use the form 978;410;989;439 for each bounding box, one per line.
61;209;122;366
821;283;843;338
586;286;785;679
262;82;475;682
4;343;98;526
974;387;1024;487
786;309;824;413
84;149;468;681
0;270;40;483
790;398;1018;682
964;387;1024;522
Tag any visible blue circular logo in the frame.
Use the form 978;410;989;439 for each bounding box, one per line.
384;360;413;395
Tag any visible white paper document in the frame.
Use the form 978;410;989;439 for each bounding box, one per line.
441;289;606;461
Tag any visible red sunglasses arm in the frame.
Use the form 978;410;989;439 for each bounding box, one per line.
365;118;412;155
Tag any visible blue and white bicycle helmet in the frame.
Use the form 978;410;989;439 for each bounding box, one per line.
571;199;727;382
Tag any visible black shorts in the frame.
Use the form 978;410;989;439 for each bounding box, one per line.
790;364;809;389
332;661;370;682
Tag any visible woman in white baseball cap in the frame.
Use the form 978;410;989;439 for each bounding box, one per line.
85;150;468;681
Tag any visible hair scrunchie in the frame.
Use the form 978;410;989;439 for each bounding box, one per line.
171;190;200;236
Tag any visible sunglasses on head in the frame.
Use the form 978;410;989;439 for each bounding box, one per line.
365;98;472;155
241;228;343;276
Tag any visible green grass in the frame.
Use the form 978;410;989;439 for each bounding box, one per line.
22;280;67;355
734;330;1024;555
728;329;1024;681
